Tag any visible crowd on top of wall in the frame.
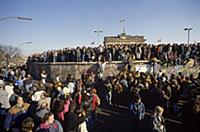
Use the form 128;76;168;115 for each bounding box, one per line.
28;43;200;66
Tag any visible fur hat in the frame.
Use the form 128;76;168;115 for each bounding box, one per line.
31;91;45;102
63;87;70;95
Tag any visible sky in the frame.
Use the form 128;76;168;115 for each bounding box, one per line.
0;0;200;55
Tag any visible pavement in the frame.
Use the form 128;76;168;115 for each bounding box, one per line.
93;79;185;132
94;104;184;132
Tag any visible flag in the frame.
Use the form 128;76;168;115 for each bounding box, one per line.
91;41;95;45
157;39;162;43
120;19;125;23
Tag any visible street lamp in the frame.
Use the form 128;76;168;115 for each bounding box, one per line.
4;41;32;65
11;41;33;58
94;29;103;45
0;16;32;21
0;16;32;65
184;28;193;45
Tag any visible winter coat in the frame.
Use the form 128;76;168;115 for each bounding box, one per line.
8;103;30;115
63;111;87;132
0;89;10;109
36;120;63;132
128;102;145;121
149;114;166;132
63;112;78;132
4;103;30;130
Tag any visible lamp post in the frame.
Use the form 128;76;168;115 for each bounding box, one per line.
5;41;33;65
10;41;33;58
184;28;193;45
0;16;32;21
0;16;32;65
94;29;103;45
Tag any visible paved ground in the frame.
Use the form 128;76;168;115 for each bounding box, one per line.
93;79;184;132
94;105;183;132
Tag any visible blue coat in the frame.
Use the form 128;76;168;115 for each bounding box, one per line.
128;102;145;121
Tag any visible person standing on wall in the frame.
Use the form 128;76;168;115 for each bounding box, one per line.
41;70;47;84
97;57;106;80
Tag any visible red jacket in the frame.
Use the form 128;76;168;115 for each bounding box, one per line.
92;94;100;111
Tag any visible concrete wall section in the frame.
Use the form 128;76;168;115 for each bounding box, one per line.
28;61;200;82
27;61;150;81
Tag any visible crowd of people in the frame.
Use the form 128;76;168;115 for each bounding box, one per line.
104;66;200;132
0;63;200;132
28;43;200;66
0;65;101;132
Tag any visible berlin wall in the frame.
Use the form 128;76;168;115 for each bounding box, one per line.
27;61;200;82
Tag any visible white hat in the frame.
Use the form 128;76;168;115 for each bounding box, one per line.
31;91;45;102
86;93;90;96
63;87;70;95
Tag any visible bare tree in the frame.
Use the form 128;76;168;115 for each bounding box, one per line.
0;44;23;66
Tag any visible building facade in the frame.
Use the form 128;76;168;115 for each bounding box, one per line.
104;34;146;46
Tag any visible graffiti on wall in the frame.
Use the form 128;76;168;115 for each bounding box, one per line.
28;62;200;81
162;65;200;77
